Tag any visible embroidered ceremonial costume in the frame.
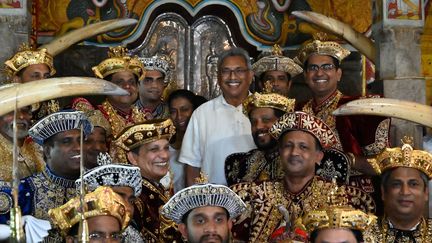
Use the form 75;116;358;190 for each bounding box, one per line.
300;90;389;193
134;177;181;243
136;99;170;120
0;135;44;181
231;176;375;242
365;217;432;243
225;149;282;186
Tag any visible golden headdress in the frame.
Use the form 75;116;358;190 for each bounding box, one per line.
4;44;56;80
368;136;432;178
92;46;145;81
269;111;341;150
295;40;351;66
302;179;376;233
49;186;131;236
252;44;303;78
114;118;176;151
243;91;295;116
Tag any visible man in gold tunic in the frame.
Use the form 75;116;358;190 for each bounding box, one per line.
92;46;146;163
0;105;44;181
364;137;432;242
231;111;375;242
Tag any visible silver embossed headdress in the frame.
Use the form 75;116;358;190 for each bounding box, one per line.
139;55;170;79
75;153;142;196
161;183;247;224
28;110;93;145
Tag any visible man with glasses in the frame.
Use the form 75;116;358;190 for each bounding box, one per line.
179;47;256;185
49;186;130;243
295;40;390;198
93;46;146;163
137;55;171;119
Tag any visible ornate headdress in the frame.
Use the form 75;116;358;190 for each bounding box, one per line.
114;118;176;151
139;55;171;80
295;40;351;66
252;44;303;78
72;97;111;136
92;46;145;81
368;136;432;178
302;179;376;233
28;110;93;145
269;111;341;150
161;183;247;224
75;153;142;196
243;92;295;116
4;44;56;80
49;186;131;236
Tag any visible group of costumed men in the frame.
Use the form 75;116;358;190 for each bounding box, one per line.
0;19;430;243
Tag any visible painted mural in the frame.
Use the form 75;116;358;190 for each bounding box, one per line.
35;0;372;47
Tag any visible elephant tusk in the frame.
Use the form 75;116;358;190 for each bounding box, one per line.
40;18;138;56
292;11;376;63
333;98;432;128
0;77;128;116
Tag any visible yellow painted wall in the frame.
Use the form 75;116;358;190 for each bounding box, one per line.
421;3;432;105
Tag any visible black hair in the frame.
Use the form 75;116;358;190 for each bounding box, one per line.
167;89;208;110
310;229;363;242
381;167;429;192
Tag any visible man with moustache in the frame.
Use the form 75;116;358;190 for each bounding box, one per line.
0;104;44;181
4;44;59;120
0;110;93;241
49;186;131;243
137;55;171;119
93;46;146;163
231;111;374;242
72;98;111;169
76;152;144;242
363;137;432;242
253;44;303;97
162;183;247;243
224;91;295;185
179;47;256;186
114;118;182;242
4;44;55;84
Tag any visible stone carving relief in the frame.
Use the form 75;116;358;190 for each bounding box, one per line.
130;13;236;99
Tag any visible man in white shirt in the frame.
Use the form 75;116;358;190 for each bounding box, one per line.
179;47;256;185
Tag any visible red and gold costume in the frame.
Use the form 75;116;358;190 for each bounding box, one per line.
92;46;146;163
231;177;375;242
295;40;390;194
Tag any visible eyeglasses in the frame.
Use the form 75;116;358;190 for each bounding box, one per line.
220;68;249;78
86;232;124;242
306;63;336;73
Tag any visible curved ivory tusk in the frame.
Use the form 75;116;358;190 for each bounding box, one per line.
41;18;138;56
333;98;432;128
0;77;128;116
292;11;376;63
